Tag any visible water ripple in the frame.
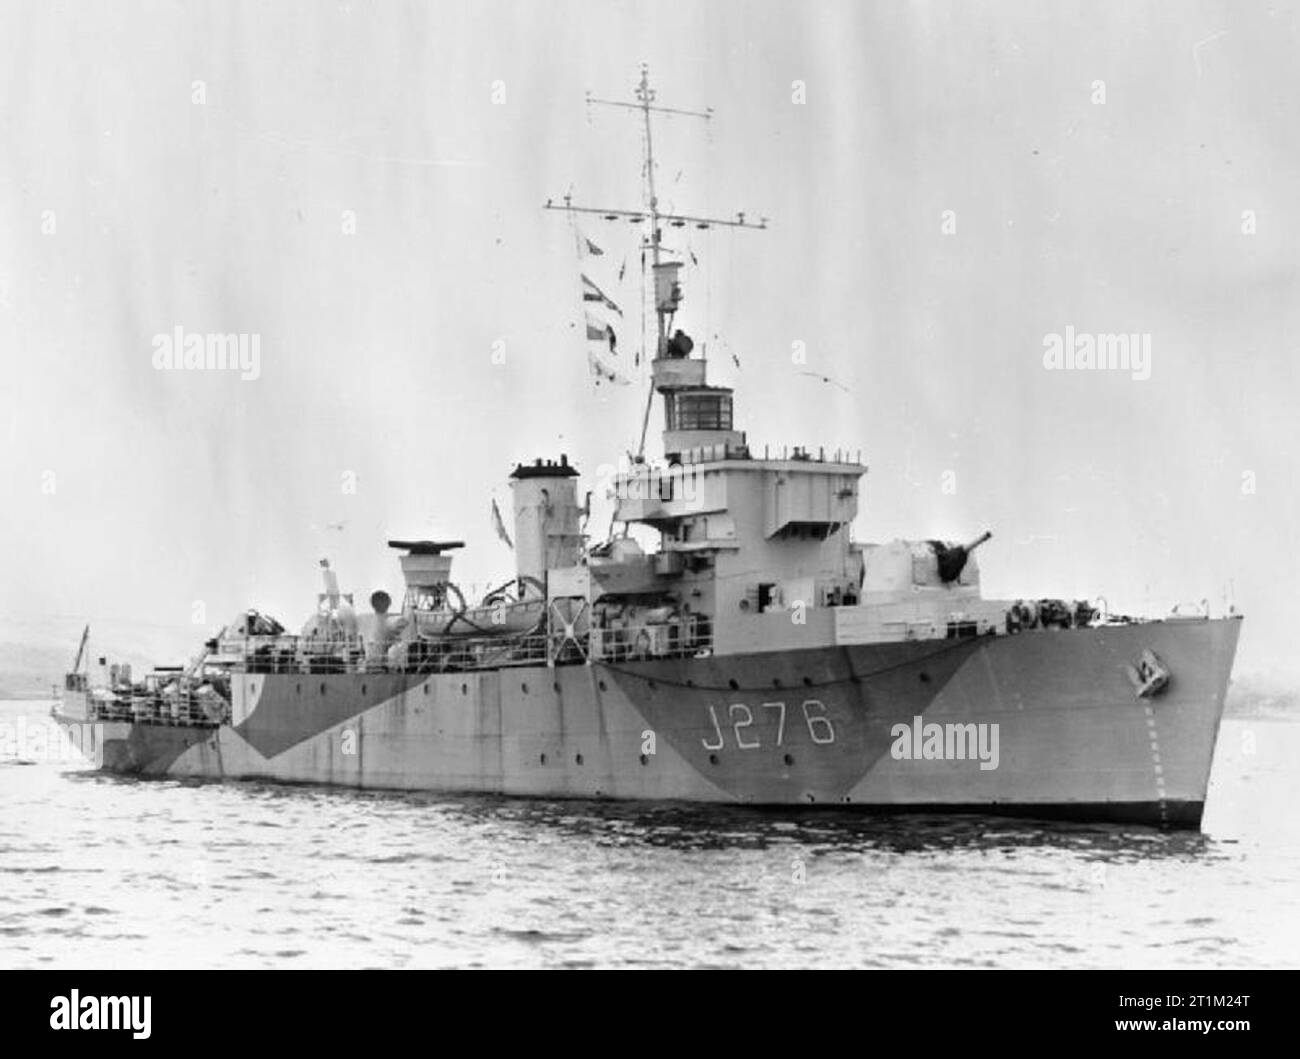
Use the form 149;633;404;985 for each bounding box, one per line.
2;700;1297;968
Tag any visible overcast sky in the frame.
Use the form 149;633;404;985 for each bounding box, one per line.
1;0;1296;676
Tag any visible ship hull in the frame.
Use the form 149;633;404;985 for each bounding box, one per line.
55;618;1241;828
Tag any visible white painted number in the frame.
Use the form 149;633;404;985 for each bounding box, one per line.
702;699;835;752
761;701;786;746
730;703;759;749
801;699;836;744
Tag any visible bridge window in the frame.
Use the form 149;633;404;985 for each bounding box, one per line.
666;391;733;431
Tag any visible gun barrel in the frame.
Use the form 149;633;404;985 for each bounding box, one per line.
964;530;993;552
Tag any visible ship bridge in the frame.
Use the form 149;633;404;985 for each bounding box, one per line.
603;330;868;653
612;445;864;542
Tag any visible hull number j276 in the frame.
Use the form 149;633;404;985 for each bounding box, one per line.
702;700;837;751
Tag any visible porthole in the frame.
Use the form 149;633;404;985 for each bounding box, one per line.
598;680;607;692
461;683;468;695
784;753;794;766
708;753;719;765
575;753;584;766
521;682;529;694
361;683;367;695
919;672;931;684
802;676;813;687
728;678;739;691
539;753;547;765
320;683;326;695
639;754;649;766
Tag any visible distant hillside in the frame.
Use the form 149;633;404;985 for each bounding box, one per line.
1224;672;1300;720
0;616;204;699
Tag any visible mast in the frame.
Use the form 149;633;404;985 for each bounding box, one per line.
544;64;767;461
637;67;666;358
636;67;667;458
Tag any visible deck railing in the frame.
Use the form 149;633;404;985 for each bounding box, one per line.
225;620;713;674
86;686;228;727
77;618;714;728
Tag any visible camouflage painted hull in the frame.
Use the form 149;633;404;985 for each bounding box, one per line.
58;618;1241;828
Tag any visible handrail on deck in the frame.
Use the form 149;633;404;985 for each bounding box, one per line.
79;616;715;729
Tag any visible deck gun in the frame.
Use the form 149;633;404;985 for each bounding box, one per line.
933;530;993;584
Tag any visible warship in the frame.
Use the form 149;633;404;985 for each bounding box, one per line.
54;69;1241;827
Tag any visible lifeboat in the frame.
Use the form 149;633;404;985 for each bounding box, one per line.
410;576;546;639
